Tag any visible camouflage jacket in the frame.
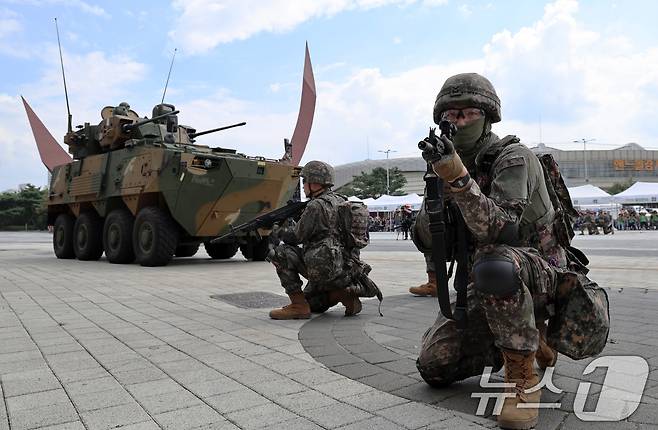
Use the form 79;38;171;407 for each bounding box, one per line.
452;132;566;268
280;190;345;250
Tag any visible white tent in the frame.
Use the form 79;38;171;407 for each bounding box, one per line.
613;182;658;204
347;196;362;202
364;193;423;211
568;184;612;206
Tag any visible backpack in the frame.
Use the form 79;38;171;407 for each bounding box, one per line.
336;199;370;250
537;153;580;248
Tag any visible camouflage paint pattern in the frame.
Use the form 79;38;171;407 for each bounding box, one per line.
46;113;300;241
417;245;557;385
270;190;349;294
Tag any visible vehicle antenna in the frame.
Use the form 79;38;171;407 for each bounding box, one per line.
54;18;72;133
161;48;177;104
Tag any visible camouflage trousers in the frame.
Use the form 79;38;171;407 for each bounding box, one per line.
416;244;559;386
270;243;351;312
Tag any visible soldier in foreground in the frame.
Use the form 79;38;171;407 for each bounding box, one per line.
413;74;609;429
268;161;380;319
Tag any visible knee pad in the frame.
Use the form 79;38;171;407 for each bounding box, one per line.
473;258;519;298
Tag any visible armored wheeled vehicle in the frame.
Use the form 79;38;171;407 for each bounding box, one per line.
23;45;316;266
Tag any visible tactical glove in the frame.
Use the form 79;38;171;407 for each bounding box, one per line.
422;135;469;188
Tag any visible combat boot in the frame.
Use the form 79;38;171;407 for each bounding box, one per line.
328;289;362;316
535;321;557;370
409;272;437;297
269;292;311;320
498;351;541;430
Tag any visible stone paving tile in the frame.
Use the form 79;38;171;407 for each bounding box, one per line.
329;362;383;380
225;402;299;429
5;388;70;414
314;379;374;399
8;401;78;430
1;369;61;397
80;401;151;430
124;378;183;398
261;417;324;430
186;377;244;398
112;366;169;385
340;390;410;412
34;421;86;430
247;377;307;397
153;404;227;430
138;389;205;415
65;376;123;397
205;388;270;414
336;416;408;430
68;387;135;413
377;402;452;429
299;403;374;429
275;390;337;412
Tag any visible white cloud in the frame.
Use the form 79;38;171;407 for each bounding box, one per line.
169;0;447;54
1;50;148;190
458;3;472;17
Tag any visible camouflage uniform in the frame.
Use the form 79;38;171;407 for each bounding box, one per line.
414;74;607;402
271;189;353;310
269;160;377;315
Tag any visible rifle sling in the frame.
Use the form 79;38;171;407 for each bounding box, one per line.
424;167;453;321
452;204;469;330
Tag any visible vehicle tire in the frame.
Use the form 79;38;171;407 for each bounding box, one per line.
53;213;75;259
204;242;239;259
133;207;178;267
240;238;270;261
175;244;200;257
103;209;135;264
73;212;104;261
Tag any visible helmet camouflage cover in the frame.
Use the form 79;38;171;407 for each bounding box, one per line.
433;73;501;124
301;160;335;186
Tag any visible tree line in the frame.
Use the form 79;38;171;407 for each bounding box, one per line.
0;184;49;230
336;167;407;199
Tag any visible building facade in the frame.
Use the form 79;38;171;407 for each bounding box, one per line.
334;143;658;195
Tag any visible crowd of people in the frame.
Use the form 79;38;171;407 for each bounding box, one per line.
616;208;658;230
574;208;658;235
368;205;417;239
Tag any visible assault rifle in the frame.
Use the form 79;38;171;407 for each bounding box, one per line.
210;200;308;244
419;120;469;329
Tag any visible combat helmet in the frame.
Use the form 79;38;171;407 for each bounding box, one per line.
301;160;334;186
433;73;501;124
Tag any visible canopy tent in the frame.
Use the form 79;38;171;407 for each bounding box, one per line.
347;196;362;202
568;184;612;206
613;182;658;204
364;193;423;211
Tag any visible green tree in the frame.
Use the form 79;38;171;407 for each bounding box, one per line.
603;179;635;195
0;184;49;230
336;167;407;199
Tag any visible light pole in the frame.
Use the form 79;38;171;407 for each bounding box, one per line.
573;138;595;183
378;149;397;194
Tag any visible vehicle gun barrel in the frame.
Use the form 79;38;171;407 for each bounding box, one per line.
189;122;246;139
122;110;180;133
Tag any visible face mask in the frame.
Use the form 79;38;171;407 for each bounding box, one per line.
452;117;485;152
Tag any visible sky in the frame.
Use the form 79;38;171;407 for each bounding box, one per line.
1;0;658;190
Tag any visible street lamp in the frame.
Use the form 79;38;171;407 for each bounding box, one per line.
378;148;397;194
573;138;595;183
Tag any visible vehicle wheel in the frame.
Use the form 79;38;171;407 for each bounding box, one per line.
53;213;75;259
103;209;135;264
175;244;200;257
73;212;104;260
240;238;270;261
133;207;178;267
204;242;239;259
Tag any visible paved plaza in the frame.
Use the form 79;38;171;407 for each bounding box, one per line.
0;230;657;429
